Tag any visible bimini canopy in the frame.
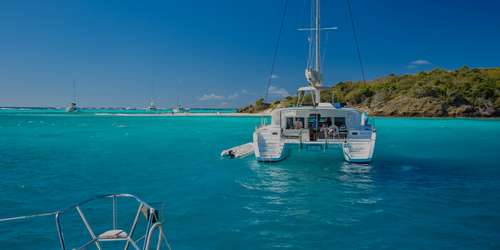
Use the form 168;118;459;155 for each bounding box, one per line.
297;86;317;92
297;86;321;106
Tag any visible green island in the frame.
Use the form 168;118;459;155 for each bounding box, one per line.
239;66;500;117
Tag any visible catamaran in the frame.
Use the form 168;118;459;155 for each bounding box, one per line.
254;0;376;163
223;0;376;163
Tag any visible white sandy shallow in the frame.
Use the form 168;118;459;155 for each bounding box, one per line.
95;112;270;117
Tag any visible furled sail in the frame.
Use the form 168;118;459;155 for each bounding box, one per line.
305;68;322;87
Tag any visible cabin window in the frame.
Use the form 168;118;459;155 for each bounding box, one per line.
286;117;294;129
319;117;333;128
334;117;346;128
308;114;321;130
286;117;305;129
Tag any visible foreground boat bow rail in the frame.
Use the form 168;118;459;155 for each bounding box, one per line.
0;193;172;250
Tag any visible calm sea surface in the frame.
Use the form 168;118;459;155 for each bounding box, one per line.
1;109;499;249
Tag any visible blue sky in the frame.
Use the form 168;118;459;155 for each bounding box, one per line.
0;0;499;108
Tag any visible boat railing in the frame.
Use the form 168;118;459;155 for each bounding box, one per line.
299;129;303;148
0;193;171;250
317;128;347;140
54;193;171;250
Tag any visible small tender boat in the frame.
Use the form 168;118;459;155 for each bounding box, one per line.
0;194;172;250
221;142;254;159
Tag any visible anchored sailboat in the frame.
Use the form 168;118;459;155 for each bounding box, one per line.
65;80;79;112
147;81;158;111
172;96;189;113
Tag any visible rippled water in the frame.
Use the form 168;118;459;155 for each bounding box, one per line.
1;110;499;249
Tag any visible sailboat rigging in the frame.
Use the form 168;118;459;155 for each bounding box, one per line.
147;81;158;111
65;80;79;113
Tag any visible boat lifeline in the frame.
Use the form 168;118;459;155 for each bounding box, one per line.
252;0;376;163
0;194;172;250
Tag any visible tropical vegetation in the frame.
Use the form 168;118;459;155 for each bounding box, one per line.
239;66;500;117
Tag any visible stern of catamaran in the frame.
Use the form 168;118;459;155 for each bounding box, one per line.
253;105;376;163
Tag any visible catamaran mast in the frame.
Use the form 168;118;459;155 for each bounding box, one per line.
315;0;321;76
303;0;325;89
150;80;155;104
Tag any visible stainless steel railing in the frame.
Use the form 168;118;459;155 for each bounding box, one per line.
0;193;172;250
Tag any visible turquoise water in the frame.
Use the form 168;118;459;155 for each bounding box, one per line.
1;109;500;249
0;107;237;115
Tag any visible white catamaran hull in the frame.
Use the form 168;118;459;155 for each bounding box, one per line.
253;125;290;162
342;132;376;163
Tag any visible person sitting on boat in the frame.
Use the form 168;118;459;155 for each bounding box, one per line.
320;123;329;139
328;124;338;138
294;119;303;129
326;117;332;127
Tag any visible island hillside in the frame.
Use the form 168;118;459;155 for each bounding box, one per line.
239;67;500;117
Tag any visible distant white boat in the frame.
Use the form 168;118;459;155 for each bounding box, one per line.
147;101;158;111
172;97;189;113
172;105;188;113
251;0;376;163
65;102;78;112
147;81;159;111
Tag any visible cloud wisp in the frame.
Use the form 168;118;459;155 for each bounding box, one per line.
268;85;289;98
407;59;432;69
198;93;225;101
198;89;255;102
227;93;239;100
